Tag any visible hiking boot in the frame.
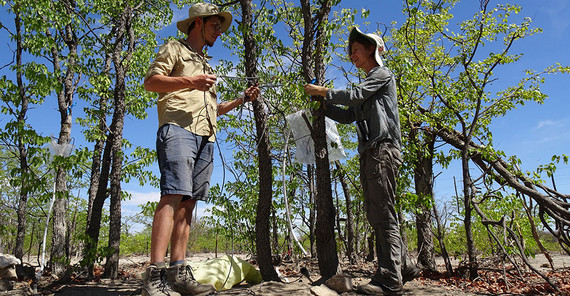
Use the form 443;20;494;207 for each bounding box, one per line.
356;279;403;295
166;264;216;296
402;266;421;285
142;266;181;296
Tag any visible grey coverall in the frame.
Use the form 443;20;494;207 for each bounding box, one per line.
324;65;411;293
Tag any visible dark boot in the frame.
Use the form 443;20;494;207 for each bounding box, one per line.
142;266;181;296
356;279;404;295
166;264;215;296
401;250;421;285
402;265;421;285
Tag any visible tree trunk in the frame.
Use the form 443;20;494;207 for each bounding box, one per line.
86;52;110;229
43;0;83;275
13;8;29;261
103;3;133;279
335;162;356;264
308;165;317;257
83;51;112;276
83;133;113;275
87;131;105;227
49;18;78;275
300;0;339;280
104;136;123;279
414;131;436;271
239;0;279;281
51;167;69;276
461;151;478;279
433;204;453;275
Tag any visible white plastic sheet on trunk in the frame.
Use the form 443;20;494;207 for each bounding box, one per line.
285;110;346;164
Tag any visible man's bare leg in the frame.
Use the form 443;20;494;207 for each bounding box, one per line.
170;199;196;262
150;194;183;264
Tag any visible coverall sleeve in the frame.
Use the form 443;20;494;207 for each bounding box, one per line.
325;71;392;107
323;102;356;124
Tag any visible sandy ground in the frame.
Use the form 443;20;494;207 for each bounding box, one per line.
2;253;569;295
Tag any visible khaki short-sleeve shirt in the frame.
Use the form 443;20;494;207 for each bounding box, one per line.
145;39;217;141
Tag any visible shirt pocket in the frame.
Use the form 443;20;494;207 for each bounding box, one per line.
176;51;204;77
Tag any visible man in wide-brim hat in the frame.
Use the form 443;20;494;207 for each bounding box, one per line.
142;3;259;296
176;2;232;35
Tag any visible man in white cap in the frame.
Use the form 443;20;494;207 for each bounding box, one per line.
305;27;419;295
143;3;260;296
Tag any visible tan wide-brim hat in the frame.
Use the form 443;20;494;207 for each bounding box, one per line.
177;3;233;35
348;27;386;66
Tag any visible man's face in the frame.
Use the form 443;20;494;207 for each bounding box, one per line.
350;42;374;70
203;16;223;47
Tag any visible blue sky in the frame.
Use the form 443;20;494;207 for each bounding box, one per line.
1;0;569;228
128;0;570;223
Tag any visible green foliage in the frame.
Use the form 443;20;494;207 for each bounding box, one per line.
120;231;151;256
206;0;371;257
0;0;566;270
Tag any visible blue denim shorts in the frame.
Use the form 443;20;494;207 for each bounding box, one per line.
156;124;214;201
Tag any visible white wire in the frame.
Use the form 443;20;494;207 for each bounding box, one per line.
282;129;308;256
37;177;56;280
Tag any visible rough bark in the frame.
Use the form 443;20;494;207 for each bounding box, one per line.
86;121;105;228
413;131;436;271
83;137;112;276
308;165;317;257
103;3;134;278
13;7;29;261
433;204;453;275
334;162;355;264
237;0;279;281
300;0;339;280
49;4;79;274
83;51;113;277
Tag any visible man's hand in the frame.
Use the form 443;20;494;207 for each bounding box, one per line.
192;74;217;91
144;74;217;93
243;84;260;102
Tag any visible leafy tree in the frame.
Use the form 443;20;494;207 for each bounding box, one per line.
0;0;51;261
391;0;569;283
77;0;169;278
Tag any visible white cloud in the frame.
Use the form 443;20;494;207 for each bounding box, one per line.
172;5;188;23
123;191;161;207
535;120;557;129
540;1;570;36
195;204;213;219
534;117;570;130
123;190;214;219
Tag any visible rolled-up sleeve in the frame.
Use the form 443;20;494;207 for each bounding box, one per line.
145;42;176;81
